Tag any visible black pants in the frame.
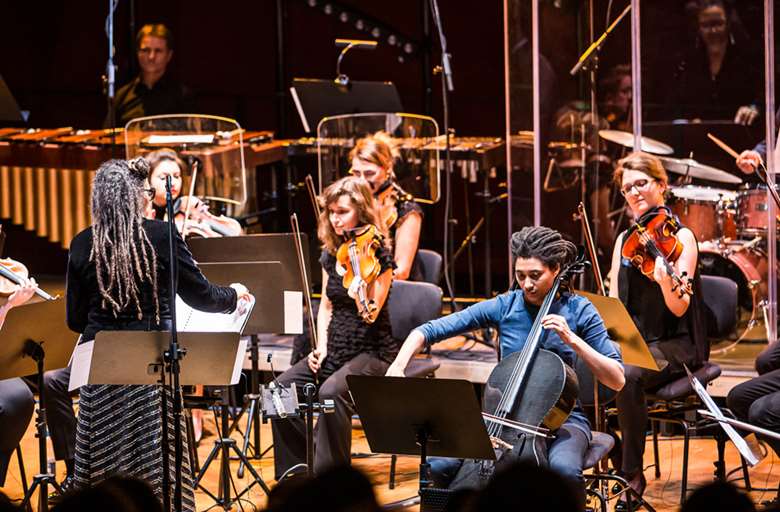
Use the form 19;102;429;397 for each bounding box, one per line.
22;366;77;462
0;378;35;486
727;343;780;458
615;338;695;476
271;353;389;479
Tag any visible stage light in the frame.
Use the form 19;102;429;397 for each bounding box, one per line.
371;27;381;38
355;19;364;30
324;3;333;14
404;43;413;54
339;12;349;22
388;34;397;45
307;0;316;6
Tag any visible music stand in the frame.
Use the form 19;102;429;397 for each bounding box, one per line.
289;78;403;133
0;299;77;511
188;234;308;476
347;376;494;509
0;74;25;123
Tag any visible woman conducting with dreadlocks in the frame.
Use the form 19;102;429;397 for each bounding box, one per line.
386;226;624;490
65;158;250;510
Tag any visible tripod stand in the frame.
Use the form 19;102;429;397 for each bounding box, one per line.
20;340;63;511
194;385;271;510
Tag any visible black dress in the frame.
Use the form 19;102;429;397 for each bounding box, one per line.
67;219;236;511
271;243;397;477
318;248;398;372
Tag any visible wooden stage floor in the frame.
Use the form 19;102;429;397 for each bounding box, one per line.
2;411;779;511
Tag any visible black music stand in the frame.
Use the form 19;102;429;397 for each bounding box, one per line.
347;376;495;510
289;78;403;133
74;325;270;510
188;234;309;476
0;299;76;512
0;74;25;123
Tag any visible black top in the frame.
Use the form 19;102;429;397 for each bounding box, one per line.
107;74;193;128
617;224;709;365
320;244;398;369
66;219;237;341
668;43;761;121
389;193;424;282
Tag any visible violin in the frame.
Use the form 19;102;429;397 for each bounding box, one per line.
449;254;585;491
174;196;242;238
375;180;413;230
0;258;58;301
621;206;693;298
335;224;384;323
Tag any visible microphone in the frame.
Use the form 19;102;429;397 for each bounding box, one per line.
335;39;377;50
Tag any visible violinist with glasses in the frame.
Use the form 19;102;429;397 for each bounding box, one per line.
607;152;708;510
271;176;396;479
386;226;625;489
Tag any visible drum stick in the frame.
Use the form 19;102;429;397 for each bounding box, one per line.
707;132;741;160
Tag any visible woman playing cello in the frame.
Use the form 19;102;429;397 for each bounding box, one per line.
386;226;624;490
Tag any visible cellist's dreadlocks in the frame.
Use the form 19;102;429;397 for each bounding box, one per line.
90;158;159;322
510;226;577;271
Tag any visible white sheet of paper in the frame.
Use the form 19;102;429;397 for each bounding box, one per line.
284;290;304;334
231;337;249;385
175;295;254;333
68;340;94;392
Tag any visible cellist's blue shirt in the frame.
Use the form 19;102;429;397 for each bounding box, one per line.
416;289;623;435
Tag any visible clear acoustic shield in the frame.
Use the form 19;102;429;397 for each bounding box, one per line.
124;114;249;216
315;112;440;203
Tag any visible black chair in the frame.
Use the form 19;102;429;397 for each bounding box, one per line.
646;275;740;504
576;352;648;512
416;249;443;285
386;279;444;488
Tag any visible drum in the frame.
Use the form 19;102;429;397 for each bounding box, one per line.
737;186;780;237
668;186;737;241
698;240;772;340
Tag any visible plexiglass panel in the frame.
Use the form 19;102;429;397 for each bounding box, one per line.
124;114;249;216
315;112;440;202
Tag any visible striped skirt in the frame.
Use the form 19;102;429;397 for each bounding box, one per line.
73;384;196;512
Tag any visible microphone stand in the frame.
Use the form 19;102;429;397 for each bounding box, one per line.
164;175;185;512
428;0;456;305
105;0;119;157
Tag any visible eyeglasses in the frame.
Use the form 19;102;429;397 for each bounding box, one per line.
620;178;654;196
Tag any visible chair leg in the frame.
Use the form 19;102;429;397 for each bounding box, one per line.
741;456;752;491
16;445;28;498
680;424;690;504
714;434;727;481
388;454;397;489
652;420;661;478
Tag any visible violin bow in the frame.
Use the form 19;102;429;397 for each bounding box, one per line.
575;202;606;296
290;213;320;381
181;161;199;236
304;175;321;218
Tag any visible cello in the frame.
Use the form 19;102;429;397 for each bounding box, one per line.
449;254;585;490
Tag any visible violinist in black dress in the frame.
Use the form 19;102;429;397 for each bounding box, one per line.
271;176;396;479
608;152;708;510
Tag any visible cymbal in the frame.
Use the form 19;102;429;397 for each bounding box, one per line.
599;129;674;155
658;156;742;184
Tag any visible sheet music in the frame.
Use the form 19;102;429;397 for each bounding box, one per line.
175;295;255;334
68;339;94;391
689;371;761;466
